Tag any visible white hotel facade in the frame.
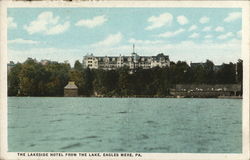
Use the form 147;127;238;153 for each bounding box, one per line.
83;52;170;70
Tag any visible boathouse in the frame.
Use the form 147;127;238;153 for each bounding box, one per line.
64;81;78;97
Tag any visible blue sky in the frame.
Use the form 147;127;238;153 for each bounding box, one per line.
8;8;242;66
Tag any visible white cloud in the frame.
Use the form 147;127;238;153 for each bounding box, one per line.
217;32;234;40
8;47;82;67
8;39;241;66
203;39;213;43
75;15;107;28
92;32;123;47
8;38;40;44
215;26;224;32
224;12;241;22
90;39;241;65
177;16;189;25
145;13;173;30
204;35;213;39
24;11;70;35
8;17;17;29
237;30;241;38
113;40;241;64
188;25;197;31
199;16;210;24
46;21;70;35
202;26;212;32
128;38;164;45
189;33;200;38
157;28;185;38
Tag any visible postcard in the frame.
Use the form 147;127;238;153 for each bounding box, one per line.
0;1;249;160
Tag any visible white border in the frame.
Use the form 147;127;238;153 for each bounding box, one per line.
0;1;249;160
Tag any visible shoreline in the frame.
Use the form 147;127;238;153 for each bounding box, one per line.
8;95;243;99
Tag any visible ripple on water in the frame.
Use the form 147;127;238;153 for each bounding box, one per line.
232;120;241;124
144;146;170;152
76;113;86;116
117;111;128;114
82;135;99;139
136;134;149;140
145;120;157;124
145;120;159;128
112;148;125;152
8;97;242;153
60;143;82;150
9;125;28;129
29;144;36;147
60;137;76;141
49;119;63;123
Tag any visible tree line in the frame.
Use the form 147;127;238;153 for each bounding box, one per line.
8;58;243;97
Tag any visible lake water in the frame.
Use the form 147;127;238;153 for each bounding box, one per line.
8;97;242;153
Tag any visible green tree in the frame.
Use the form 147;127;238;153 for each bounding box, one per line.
74;60;83;71
117;67;130;96
82;68;93;96
42;61;70;96
8;63;22;96
191;64;206;84
171;61;190;84
204;60;215;84
7;57;241;97
19;58;42;96
236;59;243;83
216;62;236;84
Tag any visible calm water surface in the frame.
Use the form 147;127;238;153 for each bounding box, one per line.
8;97;242;153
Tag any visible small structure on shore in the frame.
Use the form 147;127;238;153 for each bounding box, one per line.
170;84;242;98
64;81;78;97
